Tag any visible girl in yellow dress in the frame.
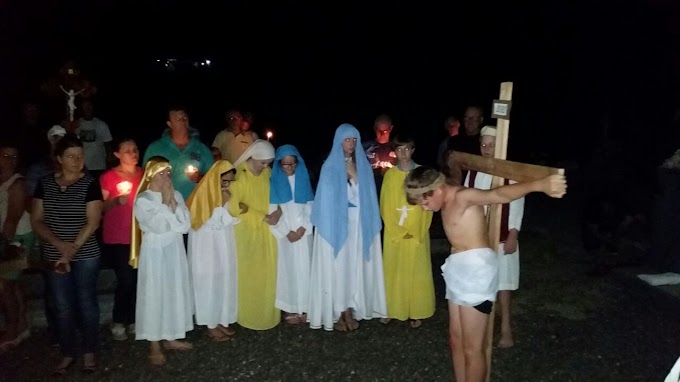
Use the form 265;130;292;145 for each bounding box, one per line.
228;140;280;330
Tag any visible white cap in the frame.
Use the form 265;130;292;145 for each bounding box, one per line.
480;125;497;137
47;125;67;140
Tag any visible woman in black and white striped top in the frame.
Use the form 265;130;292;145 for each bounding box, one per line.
31;134;103;375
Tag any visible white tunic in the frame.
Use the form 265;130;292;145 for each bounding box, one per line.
134;190;194;341
308;180;387;331
188;204;239;328
270;176;313;314
464;171;525;291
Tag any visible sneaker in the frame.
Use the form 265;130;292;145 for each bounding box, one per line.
111;324;128;341
127;324;135;335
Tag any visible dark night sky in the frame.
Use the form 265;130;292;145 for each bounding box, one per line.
1;1;678;169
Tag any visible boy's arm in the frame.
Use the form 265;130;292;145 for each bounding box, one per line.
458;174;566;207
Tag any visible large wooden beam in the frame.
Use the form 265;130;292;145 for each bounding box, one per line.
450;151;565;183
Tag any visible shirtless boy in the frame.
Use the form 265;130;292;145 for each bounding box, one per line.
404;166;566;382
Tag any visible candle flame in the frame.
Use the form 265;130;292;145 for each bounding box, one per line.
116;181;133;195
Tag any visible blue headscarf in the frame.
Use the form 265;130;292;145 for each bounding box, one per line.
311;124;382;260
270;144;314;204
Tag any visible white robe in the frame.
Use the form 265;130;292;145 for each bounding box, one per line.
308;180;387;331
188;204;239;328
464;171;525;291
270;176;313;314
134;190;194;341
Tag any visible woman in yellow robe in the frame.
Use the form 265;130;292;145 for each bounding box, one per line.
228;140;280;330
379;136;435;327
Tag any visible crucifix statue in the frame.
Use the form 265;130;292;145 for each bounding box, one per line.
60;85;84;122
41;60;97;122
447;82;565;381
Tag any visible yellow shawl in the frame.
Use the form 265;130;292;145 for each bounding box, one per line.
185;160;235;231
129;156;172;269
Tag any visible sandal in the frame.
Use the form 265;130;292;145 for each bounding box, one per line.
52;358;75;376
409;319;422;329
379;318;392;325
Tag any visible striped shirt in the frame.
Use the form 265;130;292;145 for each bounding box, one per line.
34;174;102;261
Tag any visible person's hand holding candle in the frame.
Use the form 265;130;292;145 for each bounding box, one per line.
185;164;200;183
115;180;133;205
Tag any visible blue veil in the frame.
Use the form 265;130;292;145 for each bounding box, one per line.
311;124;382;260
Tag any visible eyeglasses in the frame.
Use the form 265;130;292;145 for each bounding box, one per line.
281;162;297;167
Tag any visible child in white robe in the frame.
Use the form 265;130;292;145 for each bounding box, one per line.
186;160;239;341
269;145;314;324
308;124;387;332
131;156;194;366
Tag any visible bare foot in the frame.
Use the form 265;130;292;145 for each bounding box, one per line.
379;318;392;325
208;328;231;342
148;352;166;367
346;317;360;331
163;340;193;351
498;331;514;348
285;314;300;325
217;325;235;336
409;319;422;329
333;318;348;332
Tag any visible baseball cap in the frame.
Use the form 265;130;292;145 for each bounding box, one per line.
47;125;67;140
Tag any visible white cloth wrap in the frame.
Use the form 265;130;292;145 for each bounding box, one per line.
442;248;499;306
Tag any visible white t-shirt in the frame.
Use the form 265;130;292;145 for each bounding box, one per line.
77;117;113;170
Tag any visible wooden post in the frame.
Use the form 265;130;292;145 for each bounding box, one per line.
483;82;513;381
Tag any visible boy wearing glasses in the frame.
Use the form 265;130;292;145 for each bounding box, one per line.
379;136;435;329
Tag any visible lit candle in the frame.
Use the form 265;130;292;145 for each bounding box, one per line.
266;131;273;141
185;165;197;174
116;181;133;196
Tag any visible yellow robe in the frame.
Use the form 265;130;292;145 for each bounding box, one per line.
379;166;435;320
228;164;279;330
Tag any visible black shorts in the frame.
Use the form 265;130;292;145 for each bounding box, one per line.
474;300;493;314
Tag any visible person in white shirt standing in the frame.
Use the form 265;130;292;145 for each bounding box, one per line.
463;125;525;348
77;99;112;178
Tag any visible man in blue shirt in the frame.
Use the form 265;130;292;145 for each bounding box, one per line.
143;105;214;200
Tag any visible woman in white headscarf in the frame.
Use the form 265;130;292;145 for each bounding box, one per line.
228;140;280;330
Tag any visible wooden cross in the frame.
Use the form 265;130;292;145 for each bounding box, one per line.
447;82;564;382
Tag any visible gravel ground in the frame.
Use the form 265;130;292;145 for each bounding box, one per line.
2;195;679;381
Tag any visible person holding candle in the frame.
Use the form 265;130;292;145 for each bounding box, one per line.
99;138;143;340
143;105;214;200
